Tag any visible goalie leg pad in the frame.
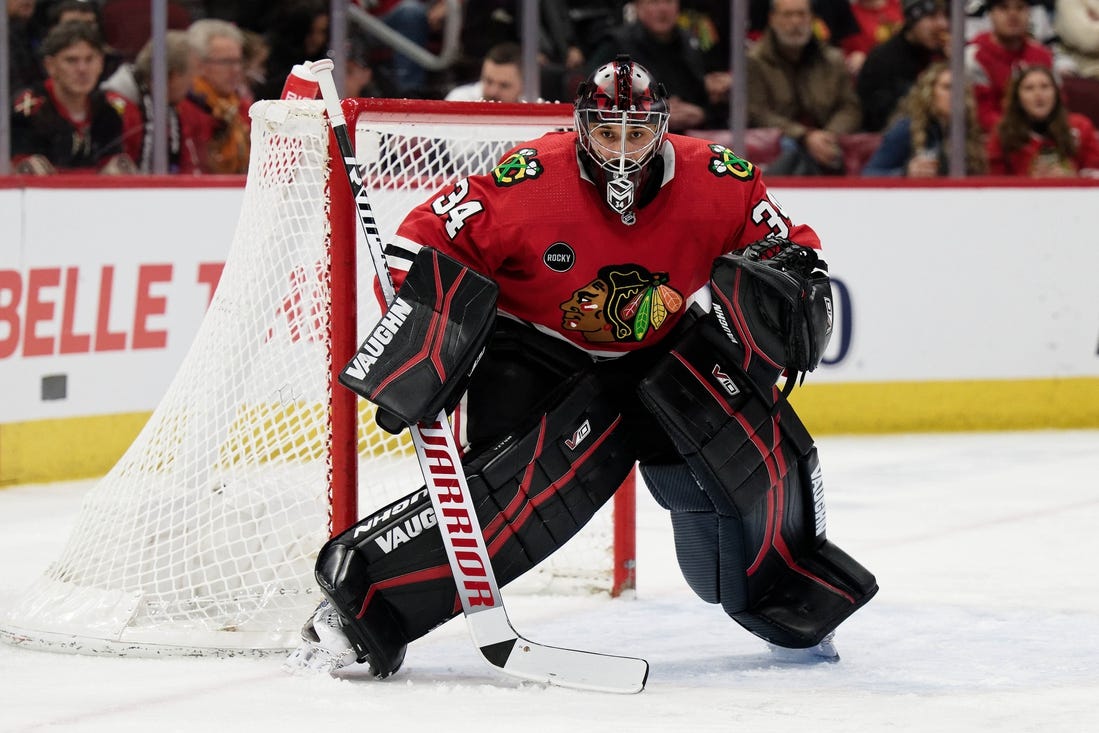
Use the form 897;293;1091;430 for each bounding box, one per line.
639;462;750;609
315;372;636;673
637;319;877;648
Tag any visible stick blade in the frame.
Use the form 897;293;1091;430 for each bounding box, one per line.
468;607;648;693
491;636;649;694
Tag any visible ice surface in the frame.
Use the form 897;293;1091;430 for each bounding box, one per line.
2;430;1097;732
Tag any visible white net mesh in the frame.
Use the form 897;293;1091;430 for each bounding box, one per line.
0;99;618;657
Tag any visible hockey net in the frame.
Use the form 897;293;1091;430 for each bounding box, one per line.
0;99;635;657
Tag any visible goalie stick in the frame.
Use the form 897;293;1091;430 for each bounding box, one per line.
308;59;649;694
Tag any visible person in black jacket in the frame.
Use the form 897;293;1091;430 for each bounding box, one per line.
252;0;329;101
10;21;135;174
856;0;949;132
586;0;711;130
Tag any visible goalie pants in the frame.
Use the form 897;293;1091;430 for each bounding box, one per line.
316;317;876;674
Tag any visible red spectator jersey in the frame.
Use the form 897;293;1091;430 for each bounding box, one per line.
110;93;200;174
389;131;821;358
965;32;1054;133
986;113;1099;175
842;0;904;58
175;78;250;174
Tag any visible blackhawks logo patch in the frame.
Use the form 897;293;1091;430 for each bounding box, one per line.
708;143;755;181
560;263;684;344
492;147;543;186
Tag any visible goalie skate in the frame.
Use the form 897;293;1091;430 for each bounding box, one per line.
283;600;364;676
767;633;840;664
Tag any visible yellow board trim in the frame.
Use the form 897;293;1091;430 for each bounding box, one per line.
1;412;151;487
3;377;1097;487
789;377;1099;433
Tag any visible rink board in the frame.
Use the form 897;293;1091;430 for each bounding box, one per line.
2;178;1097;484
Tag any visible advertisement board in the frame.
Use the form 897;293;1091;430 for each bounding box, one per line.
1;180;1096;483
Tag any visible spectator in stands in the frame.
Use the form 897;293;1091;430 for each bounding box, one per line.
345;26;397;98
524;0;586;101
857;0;949;132
748;0;861;48
362;0;432;97
968;0;1056;48
680;0;727;64
445;42;526;103
566;0;622;54
965;0;1054;134
1052;0;1099;79
453;1;584;103
746;0;862;175
862;61;987;175
842;0;905;76
241;30;270;101
48;0;124;81
987;64;1099;175
679;1;733;124
587;0;710;130
441;42;531;176
100;30;201;173
808;0;861;47
49;0;95;27
8;0;45;92
9;21;137;174
253;0;328;101
177;19;250;174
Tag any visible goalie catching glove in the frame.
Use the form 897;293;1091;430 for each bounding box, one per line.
709;238;833;392
339;247;498;432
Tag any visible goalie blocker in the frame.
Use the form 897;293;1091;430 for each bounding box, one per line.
314;240;876;674
339;246;498;433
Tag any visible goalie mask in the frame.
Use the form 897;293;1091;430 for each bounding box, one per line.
575;55;669;225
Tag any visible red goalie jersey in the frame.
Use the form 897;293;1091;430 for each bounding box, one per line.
388;131;821;358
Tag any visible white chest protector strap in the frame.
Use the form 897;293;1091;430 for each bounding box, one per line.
637;318;878;648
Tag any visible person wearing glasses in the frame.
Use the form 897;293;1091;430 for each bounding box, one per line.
177;18;250;174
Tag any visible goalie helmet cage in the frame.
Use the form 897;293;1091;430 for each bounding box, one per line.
0;98;636;658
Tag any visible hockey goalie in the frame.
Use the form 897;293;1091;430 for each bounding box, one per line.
287;56;878;681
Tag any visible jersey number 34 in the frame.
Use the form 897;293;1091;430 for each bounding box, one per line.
432;180;485;239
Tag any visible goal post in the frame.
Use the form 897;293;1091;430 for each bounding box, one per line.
0;98;636;658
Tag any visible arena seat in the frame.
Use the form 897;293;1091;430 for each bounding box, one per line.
1062;75;1099;129
685;128;882;175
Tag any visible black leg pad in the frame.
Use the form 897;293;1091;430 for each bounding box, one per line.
638;321;878;647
